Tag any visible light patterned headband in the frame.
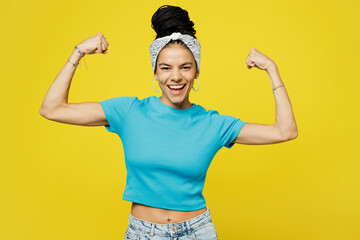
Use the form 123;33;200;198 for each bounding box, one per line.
149;32;201;74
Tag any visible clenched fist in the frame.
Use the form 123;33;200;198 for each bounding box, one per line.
246;48;275;71
77;32;109;55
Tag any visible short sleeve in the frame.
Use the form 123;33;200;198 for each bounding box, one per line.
99;96;138;133
210;110;248;149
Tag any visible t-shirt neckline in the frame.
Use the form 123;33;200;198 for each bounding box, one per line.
153;96;197;114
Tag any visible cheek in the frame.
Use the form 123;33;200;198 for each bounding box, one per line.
158;80;167;88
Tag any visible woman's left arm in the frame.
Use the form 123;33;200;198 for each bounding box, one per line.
233;48;298;145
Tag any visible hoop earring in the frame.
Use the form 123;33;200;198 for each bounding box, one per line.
192;77;200;92
153;78;161;92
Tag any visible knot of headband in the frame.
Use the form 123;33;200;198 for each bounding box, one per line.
149;32;201;74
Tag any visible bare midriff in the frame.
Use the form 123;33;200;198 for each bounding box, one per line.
130;202;207;224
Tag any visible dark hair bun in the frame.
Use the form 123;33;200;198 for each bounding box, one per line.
151;5;197;39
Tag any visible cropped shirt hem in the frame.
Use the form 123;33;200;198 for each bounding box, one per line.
123;193;207;211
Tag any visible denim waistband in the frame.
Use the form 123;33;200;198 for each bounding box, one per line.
128;206;211;237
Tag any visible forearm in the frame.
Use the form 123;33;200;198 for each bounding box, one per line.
40;48;83;115
267;65;298;139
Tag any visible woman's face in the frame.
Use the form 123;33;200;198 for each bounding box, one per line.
154;43;199;109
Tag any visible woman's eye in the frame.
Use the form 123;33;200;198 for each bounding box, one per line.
161;67;190;70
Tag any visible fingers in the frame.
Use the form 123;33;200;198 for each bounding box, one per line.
246;54;251;69
101;40;106;53
104;37;109;46
97;32;109;54
101;37;108;54
246;54;255;69
97;38;103;53
246;48;257;69
249;59;255;67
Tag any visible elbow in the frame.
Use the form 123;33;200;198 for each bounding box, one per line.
287;130;298;140
39;106;52;119
276;123;298;141
39;106;47;118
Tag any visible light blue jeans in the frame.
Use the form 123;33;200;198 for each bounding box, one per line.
124;206;218;240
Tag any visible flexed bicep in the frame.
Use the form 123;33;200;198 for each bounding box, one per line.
232;122;296;145
40;102;108;127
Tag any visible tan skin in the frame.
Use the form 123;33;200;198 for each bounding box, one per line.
133;44;298;223
40;32;297;224
154;43;199;110
131;43;206;224
131;203;207;224
39;36;207;224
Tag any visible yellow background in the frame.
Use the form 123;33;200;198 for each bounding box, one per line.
1;0;359;239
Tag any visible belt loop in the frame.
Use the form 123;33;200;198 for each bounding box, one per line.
186;220;191;235
150;223;155;237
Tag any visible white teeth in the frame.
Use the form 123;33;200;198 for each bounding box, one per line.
168;84;185;89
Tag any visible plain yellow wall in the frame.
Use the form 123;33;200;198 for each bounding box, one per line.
1;0;359;239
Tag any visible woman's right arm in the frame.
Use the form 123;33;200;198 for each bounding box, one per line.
39;33;109;127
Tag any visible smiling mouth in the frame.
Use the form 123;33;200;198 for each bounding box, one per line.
167;84;186;95
167;84;186;90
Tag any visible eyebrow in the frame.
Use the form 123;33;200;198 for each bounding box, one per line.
159;62;193;66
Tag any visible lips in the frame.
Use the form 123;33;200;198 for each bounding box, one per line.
167;84;186;95
168;84;186;90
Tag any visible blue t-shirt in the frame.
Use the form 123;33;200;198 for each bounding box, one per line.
99;95;247;211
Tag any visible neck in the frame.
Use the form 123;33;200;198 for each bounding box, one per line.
160;95;192;109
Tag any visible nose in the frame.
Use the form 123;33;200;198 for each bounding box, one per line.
170;69;182;82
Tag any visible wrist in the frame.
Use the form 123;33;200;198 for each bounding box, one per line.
266;64;283;89
75;44;86;57
265;62;277;73
69;48;82;65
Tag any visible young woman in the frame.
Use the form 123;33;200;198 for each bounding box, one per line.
39;4;297;240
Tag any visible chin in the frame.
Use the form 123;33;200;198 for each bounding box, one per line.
165;92;187;103
168;95;184;102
